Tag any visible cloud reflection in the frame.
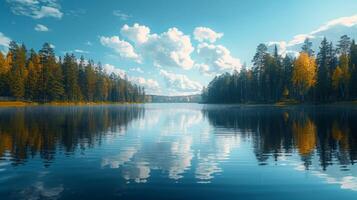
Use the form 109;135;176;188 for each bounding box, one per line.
100;106;243;184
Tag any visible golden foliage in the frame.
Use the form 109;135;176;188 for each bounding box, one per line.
292;53;317;95
0;52;12;75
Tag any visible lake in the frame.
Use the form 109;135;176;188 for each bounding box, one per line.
1;103;357;200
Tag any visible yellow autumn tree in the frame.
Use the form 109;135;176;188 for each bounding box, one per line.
0;52;12;75
292;52;317;101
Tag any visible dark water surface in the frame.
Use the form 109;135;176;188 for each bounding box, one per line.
1;103;357;200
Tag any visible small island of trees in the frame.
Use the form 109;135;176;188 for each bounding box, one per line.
202;35;357;104
0;41;145;103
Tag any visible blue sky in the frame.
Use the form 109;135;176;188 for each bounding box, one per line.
1;0;357;95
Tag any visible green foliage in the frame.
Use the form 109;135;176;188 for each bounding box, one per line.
0;41;145;103
203;35;357;103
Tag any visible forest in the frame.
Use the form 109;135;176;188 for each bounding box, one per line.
0;41;145;103
202;35;357;104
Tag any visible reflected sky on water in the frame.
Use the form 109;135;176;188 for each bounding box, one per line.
1;104;357;199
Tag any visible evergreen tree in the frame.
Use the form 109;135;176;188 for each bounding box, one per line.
337;35;351;55
9;43;27;99
301;38;314;57
350;40;357;98
316;38;331;101
62;54;82;101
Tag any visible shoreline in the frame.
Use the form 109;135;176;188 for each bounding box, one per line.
1;100;357;107
0;101;143;107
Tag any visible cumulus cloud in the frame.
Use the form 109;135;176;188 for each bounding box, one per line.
0;32;11;49
103;63;126;78
268;14;357;56
121;23;150;44
129;76;161;94
34;24;49;32
113;10;131;21
197;43;241;72
193;27;223;43
194;63;212;76
112;23;195;69
159;69;202;94
103;64;160;94
100;36;141;62
6;0;63;19
141;27;194;69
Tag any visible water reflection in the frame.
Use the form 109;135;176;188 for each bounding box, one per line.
202;106;357;169
0;105;144;166
1;104;357;199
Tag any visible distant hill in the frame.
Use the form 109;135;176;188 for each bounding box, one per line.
145;94;202;103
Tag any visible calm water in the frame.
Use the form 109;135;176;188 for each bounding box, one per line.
1;104;357;200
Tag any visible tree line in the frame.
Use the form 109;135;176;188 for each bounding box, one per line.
202;35;357;103
0;41;145;103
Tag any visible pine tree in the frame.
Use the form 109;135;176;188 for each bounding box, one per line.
84;60;96;101
301;38;314;57
9;43;27;99
350;40;357;98
25;49;41;100
252;43;268;100
337;35;351;55
316;38;331;101
62;54;82;101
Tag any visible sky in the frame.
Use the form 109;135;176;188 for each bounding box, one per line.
1;0;357;96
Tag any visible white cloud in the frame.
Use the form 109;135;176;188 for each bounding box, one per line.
85;41;92;46
159;69;202;94
74;49;89;54
194;63;212;76
0;32;11;48
311;15;357;35
268;14;357;56
103;63;126;78
129;76;161;94
142;27;194;69
129;67;144;73
103;64;160;94
100;36;141;62
7;0;63;19
121;23;150;44
193;27;223;43
119;24;195;69
113;10;131;21
34;24;49;32
197;43;241;72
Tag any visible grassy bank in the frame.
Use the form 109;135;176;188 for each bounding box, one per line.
0;101;38;107
0;101;143;107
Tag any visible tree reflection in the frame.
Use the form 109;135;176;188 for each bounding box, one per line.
0;105;144;166
203;106;357;170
